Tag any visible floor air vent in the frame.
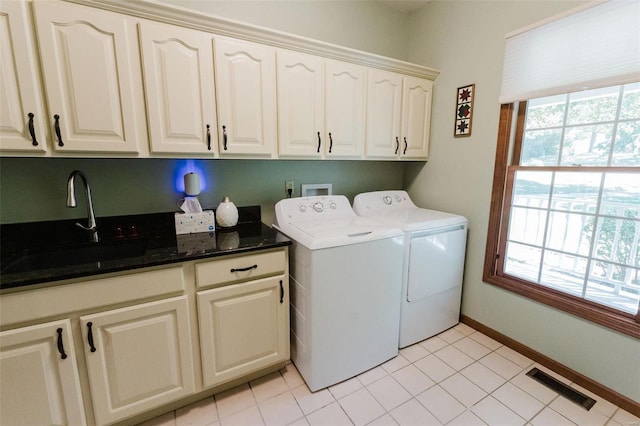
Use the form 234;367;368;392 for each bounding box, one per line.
526;368;596;410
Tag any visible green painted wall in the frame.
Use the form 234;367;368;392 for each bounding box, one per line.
405;0;640;402
0;158;404;226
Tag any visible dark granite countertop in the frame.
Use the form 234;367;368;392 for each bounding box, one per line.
0;206;290;290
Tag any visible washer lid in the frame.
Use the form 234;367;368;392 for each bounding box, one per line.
353;190;467;231
274;195;402;249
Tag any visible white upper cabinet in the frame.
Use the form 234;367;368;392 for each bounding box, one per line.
366;71;432;160
33;1;143;153
276;50;325;158
401;76;432;159
365;69;403;158
0;319;86;426
325;60;366;158
0;1;47;153
139;21;218;155
214;37;277;157
277;52;365;159
2;0;437;159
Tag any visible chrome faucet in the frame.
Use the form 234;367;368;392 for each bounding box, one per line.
66;170;99;242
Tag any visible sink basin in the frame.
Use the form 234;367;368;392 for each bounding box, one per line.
1;239;148;274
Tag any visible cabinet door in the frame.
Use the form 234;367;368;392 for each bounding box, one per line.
139;22;218;154
198;276;289;388
365;69;403;158
277;50;324;158
401;76;432;159
81;296;195;425
325;60;365;158
214;37;276;156
0;0;47;153
0;320;86;426
33;2;142;153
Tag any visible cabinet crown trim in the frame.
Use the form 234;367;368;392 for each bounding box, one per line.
68;0;440;80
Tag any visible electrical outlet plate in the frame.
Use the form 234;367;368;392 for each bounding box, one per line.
285;181;294;196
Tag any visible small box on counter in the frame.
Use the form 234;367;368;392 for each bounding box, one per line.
174;211;215;235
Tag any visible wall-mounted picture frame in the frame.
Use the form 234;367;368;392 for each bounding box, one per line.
454;83;475;137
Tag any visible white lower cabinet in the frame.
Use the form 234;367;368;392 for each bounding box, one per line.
0;319;86;426
0;248;289;425
80;296;195;426
198;275;289;388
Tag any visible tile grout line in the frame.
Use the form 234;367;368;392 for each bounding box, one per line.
143;324;637;426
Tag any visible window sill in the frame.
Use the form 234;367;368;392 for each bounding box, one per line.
483;272;640;339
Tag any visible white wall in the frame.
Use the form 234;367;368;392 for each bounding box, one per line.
405;1;640;402
159;0;410;60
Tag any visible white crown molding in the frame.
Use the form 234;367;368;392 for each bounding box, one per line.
70;0;440;80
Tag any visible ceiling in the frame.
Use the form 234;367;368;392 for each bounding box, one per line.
376;0;431;13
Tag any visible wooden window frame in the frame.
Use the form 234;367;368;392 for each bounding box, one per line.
483;102;640;339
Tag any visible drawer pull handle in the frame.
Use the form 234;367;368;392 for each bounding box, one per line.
279;280;284;304
395;137;399;155
317;131;321;153
403;137;408;155
328;132;333;153
222;125;228;150
56;328;68;360
230;264;258;273
87;322;97;352
54;114;64;147
206;124;211;151
28;113;38;146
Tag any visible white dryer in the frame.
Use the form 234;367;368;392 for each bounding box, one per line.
353;190;468;348
274;195;403;391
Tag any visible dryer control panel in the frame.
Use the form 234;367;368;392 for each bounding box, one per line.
353;190;416;214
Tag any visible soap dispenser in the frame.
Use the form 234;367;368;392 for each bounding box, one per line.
216;196;239;228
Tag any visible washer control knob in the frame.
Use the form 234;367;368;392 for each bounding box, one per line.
395;195;402;202
383;196;392;205
313;202;324;212
329;202;337;210
299;205;307;213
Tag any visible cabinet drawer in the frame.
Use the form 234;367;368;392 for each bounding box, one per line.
1;266;185;327
195;249;286;288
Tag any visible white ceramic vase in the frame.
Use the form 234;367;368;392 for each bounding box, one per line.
216;196;239;228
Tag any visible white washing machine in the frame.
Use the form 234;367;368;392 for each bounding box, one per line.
274;195;403;391
353;190;468;348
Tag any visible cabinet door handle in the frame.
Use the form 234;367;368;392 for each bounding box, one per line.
230;264;258;273
56;327;68;360
279;280;284;304
28;113;38;146
328;132;333;153
222;125;227;150
87;322;97;353
317;131;321;153
54;114;64;147
395;137;399;155
403;137;408;155
206;124;211;151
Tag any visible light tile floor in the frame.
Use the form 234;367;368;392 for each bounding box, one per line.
139;323;640;426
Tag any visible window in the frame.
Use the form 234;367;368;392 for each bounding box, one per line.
484;83;640;338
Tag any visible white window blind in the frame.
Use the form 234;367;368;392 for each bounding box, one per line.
499;0;640;104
